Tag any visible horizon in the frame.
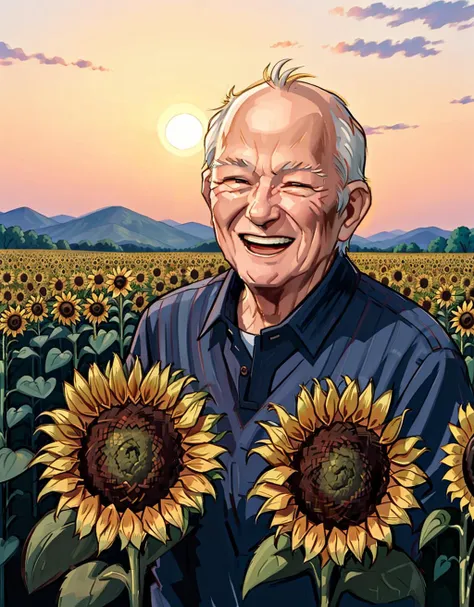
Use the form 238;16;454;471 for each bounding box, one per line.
1;0;472;238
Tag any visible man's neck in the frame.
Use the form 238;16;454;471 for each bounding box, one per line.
236;249;338;334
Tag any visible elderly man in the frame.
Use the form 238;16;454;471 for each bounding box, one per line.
127;59;474;606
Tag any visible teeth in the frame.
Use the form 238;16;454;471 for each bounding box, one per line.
242;235;293;246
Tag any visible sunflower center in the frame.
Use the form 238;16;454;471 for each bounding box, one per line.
114;275;127;289
462;436;474;496
393;271;403;282
153;268;161;277
79;401;183;512
169;275;178;285
420;278;429;289
90;302;105;316
190;269;199;280
441;290;452;301
291;422;390;529
94;275;104;285
136;273;145;283
31;302;44;316
59;301;75;318
74;276;84;287
3;273;11;282
460;312;474;329
7;314;22;331
155;281;164;292
55;280;64;290
422;299;432;311
135;296;144;308
20;273;27;282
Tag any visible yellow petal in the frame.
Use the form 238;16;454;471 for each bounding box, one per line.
39;409;85;431
140;362;161;404
303;522;326;562
366;516;392;546
255;466;297;487
37;440;80;458
271;504;298;527
29;451;58;469
380;409;410;445
185;444;226;460
352;380;374;424
109;354;129;404
268;403;306;442
248;483;289;501
449;423;469;448
323;378;340;424
459;405;474;437
443;465;463;483
119;508;145;550
441;443;464;456
388;484;421;510
327;527;347;566
142;506;168;544
297;384;317;431
96;504;120;554
64;382;98;417
73;369;100;409
154;364;173;404
469;502;474;520
391;447;429;466
182;431;216;445
392;462;428;487
291;515;309;550
161;374;196;411
256;492;293;520
186;413;223;435
175;399;208;430
440;454;463;467
55;486;85;519
75;495;101;539
346;525;367;562
367;389;393;429
339;380;359;422
185;458;223;473
388;437;421;459
36;423;82;442
257;421;295;453
88;363;112;409
39;456;78;478
366;534;378;564
313;380;330;425
38;474;82;502
466;404;474;435
160;497;184;531
247;443;290;466
172;391;208;419
169;485;202;509
376;500;411;526
127;357;143;403
180;472;216;498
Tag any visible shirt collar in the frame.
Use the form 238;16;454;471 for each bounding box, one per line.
198;251;360;360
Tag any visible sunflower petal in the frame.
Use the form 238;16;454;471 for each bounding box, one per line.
160;497;184;531
161;374;197;411
119;508;145;550
392;463;428;487
268;403;306;442
366;516;392;546
35;423;82;442
271;504;298;527
127;357;143;403
140;362;161;404
380;409;410;445
388;485;421;510
96;504;120;554
89;363;112;409
175;398;208;430
64;382;98;417
36;440;80;458
247;483;290;501
352;380;374;424
291;515;309;550
39;409;85;431
182;431;216;445
255;466;297;487
339;379;359;422
297;384;317;431
367;390;393;429
449;423;469;448
180;472;216;499
303;522;326;562
55;486;85;520
185;458;223;473
169;485;202;509
75;495;101;539
185;444;226;460
255;492;293;520
346;526;367;562
247;444;290;466
327;527;347;566
109;354;129;404
257;422;295;452
38;474;82;502
313;380;330;425
376;500;411;526
142;506;168;544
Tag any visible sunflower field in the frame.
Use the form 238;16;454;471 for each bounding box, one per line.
0;249;473;607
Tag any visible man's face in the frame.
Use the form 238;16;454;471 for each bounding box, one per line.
204;86;354;288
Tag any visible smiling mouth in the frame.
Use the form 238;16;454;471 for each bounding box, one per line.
239;234;295;256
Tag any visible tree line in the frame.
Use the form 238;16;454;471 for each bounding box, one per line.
350;227;474;253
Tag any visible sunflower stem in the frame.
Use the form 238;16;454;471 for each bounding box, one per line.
72;323;78;369
118;294;124;359
459;511;470;606
126;544;144;607
0;333;8;607
319;561;335;607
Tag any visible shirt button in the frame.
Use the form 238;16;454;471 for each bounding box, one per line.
240;365;249;376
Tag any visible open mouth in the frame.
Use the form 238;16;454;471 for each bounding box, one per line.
239;234;295;256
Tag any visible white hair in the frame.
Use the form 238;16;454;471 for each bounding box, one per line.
203;59;368;254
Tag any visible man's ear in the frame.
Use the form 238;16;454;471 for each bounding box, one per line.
337;181;372;244
201;168;211;208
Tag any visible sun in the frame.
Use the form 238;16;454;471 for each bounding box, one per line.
157;103;207;157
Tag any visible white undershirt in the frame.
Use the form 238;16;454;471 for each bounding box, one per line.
240;329;257;356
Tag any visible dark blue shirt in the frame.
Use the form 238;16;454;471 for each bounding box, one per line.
127;251;474;607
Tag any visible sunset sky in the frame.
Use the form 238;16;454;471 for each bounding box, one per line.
0;0;473;237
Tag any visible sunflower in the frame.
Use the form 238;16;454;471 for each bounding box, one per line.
87;270;106;292
30;356;226;553
465;287;474;303
450;300;474;338
134;270;149;287
435;285;456;309
247;377;427;566
415;274;432;293
186;267;201;282
389;267;404;288
399;282;414;300
106;266;135;298
50;276;68;295
52;292;82;326
16;271;29;285
165;271;180;288
14;290;26;305
0;270;14;286
441;404;474;518
0;305;28;338
416;295;438;316
131;291;149;313
25;296;49;322
83;292;110;325
152;280;166;296
70;272;88;292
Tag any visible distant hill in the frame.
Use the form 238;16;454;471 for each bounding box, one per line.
35;206;204;249
368;227;451;250
177;222;214;240
0;207;58;230
51;214;75;223
366;229;406;241
162;219;181;227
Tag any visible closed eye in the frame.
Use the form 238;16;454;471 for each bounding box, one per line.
217;177;250;185
283;181;314;189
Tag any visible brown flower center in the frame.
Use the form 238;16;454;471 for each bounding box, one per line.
59;301;75;318
290;422;390;529
16;293;25;303
79;401;183;512
7;314;22;331
114;275;127;289
460;312;474;329
55;279;64;290
422;299;432;311
3;273;11;283
441;290;452;301
393;271;403;282
462;436;474;497
39;287;47;297
74;276;84;287
135;296;144;308
155;281;164;292
4;291;12;301
190;269;199;280
419;278;429;289
35;273;43;282
153;268;161;277
136;273;145;283
20;273;28;282
90;302;105;317
169;275;178;285
94;274;104;285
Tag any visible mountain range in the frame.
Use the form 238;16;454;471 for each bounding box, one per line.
0;206;456;251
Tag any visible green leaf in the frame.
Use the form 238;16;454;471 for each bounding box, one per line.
123;299;133;308
0;433;5;449
465;356;474;384
123;312;135;324
123;335;132;347
124;324;136;336
98;564;130;590
88;329;118;355
7;405;33;428
16;375;56;399
331;546;426;607
45;348;73;373
419;509;452;549
144;523;189;566
23;509;98;594
78;324;93;334
29;335;49;349
48;326;70;340
0;447;34;482
58;561;125;607
66;333;81;344
79;346;96;358
108;305;119;315
12;346;40;360
242;534;307;599
434;555;458;581
0;536;20;567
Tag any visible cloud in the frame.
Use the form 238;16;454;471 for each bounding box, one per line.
0;41;110;70
270;40;300;48
364;123;420;135
328;36;443;57
450;95;474;104
331;1;474;32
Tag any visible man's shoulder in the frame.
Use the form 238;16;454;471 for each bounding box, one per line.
143;271;227;326
355;271;458;354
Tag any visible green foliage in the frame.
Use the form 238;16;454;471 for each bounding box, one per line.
446;226;472;253
0;536;20;567
0;447;34;482
58;561;126;607
419;509;452;549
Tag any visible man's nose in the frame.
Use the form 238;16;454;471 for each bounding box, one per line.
245;182;280;226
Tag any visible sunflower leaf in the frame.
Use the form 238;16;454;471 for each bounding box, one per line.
242;534;308;599
144;522;191;566
0;536;20;567
88;330;118;355
23;509;98;594
12;346;40;360
465;356;474;384
45;348;73;373
330;546;425;607
29;335;49;349
16;375;56;399
6;405;33;428
0;447;34;482
58;561;125;606
78;324;93;334
48;326;70;340
418;509;452;549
